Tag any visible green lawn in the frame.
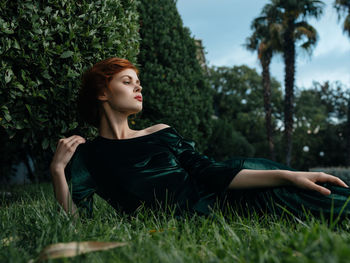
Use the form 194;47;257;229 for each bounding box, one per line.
2;183;350;263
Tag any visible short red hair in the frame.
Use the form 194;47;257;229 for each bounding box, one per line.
77;57;139;128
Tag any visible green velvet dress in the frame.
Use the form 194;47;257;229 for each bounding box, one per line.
65;127;350;220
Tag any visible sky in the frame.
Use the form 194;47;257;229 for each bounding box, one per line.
176;0;350;90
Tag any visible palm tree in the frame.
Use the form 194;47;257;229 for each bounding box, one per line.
245;17;282;161
261;0;324;166
334;0;350;166
334;0;350;37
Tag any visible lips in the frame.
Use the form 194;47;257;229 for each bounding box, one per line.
134;96;142;101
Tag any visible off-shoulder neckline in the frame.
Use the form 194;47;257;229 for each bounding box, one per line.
96;126;174;142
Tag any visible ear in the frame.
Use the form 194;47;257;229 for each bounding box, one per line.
97;88;109;102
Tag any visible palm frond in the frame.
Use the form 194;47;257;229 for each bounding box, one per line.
344;13;350;37
294;21;318;53
334;0;350;36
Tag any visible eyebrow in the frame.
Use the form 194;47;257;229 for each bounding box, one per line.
121;75;140;84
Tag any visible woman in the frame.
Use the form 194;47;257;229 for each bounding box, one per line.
50;57;350;221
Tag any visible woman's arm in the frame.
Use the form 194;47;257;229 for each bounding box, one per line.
229;169;349;196
50;135;86;216
50;165;77;215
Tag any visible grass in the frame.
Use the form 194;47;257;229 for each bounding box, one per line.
2;183;350;262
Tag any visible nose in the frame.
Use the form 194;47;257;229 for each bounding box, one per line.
134;84;142;93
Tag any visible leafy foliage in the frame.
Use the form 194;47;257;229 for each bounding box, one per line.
207;64;350;169
292;82;350;169
261;0;324;53
135;0;214;153
259;0;325;165
207;65;284;162
0;0;140;180
208;65;283;122
245;13;282;61
204;118;255;162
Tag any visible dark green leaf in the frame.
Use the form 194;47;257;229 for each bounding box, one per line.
25;104;32;116
42;138;49;150
60;51;74;58
5;69;13;83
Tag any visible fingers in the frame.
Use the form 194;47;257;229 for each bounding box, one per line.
318;186;331;196
293;171;349;196
303;179;332;196
316;172;349;188
307;172;350;195
65;135;85;144
329;177;349;188
67;136;85;147
51;135;86;172
65;137;86;153
57;135;86;151
59;135;85;144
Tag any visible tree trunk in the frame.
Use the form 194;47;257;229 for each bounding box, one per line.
283;21;296;167
261;54;276;161
347;97;350;166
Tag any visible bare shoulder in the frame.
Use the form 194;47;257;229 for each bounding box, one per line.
146;123;171;134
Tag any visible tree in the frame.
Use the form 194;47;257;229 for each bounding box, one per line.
315;81;350;166
334;0;350;165
292;81;350;169
245;15;282;161
293;88;328;169
205;118;255;162
136;0;214;152
207;65;284;162
334;0;350;37
261;0;325;166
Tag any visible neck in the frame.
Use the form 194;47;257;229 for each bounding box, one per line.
98;105;136;140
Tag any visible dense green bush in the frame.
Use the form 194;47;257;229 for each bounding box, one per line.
0;0;140;180
135;0;214;153
204;118;255;162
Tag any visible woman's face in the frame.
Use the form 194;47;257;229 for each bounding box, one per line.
99;68;143;115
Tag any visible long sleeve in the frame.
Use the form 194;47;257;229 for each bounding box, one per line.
169;131;244;195
65;145;96;218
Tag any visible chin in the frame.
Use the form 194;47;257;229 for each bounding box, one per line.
130;107;142;115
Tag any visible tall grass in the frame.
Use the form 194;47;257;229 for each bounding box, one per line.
2;183;350;262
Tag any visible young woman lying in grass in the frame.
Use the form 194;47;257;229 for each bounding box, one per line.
50;57;350;221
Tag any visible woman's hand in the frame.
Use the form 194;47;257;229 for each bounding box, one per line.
288;171;349;196
50;135;86;173
50;135;84;216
